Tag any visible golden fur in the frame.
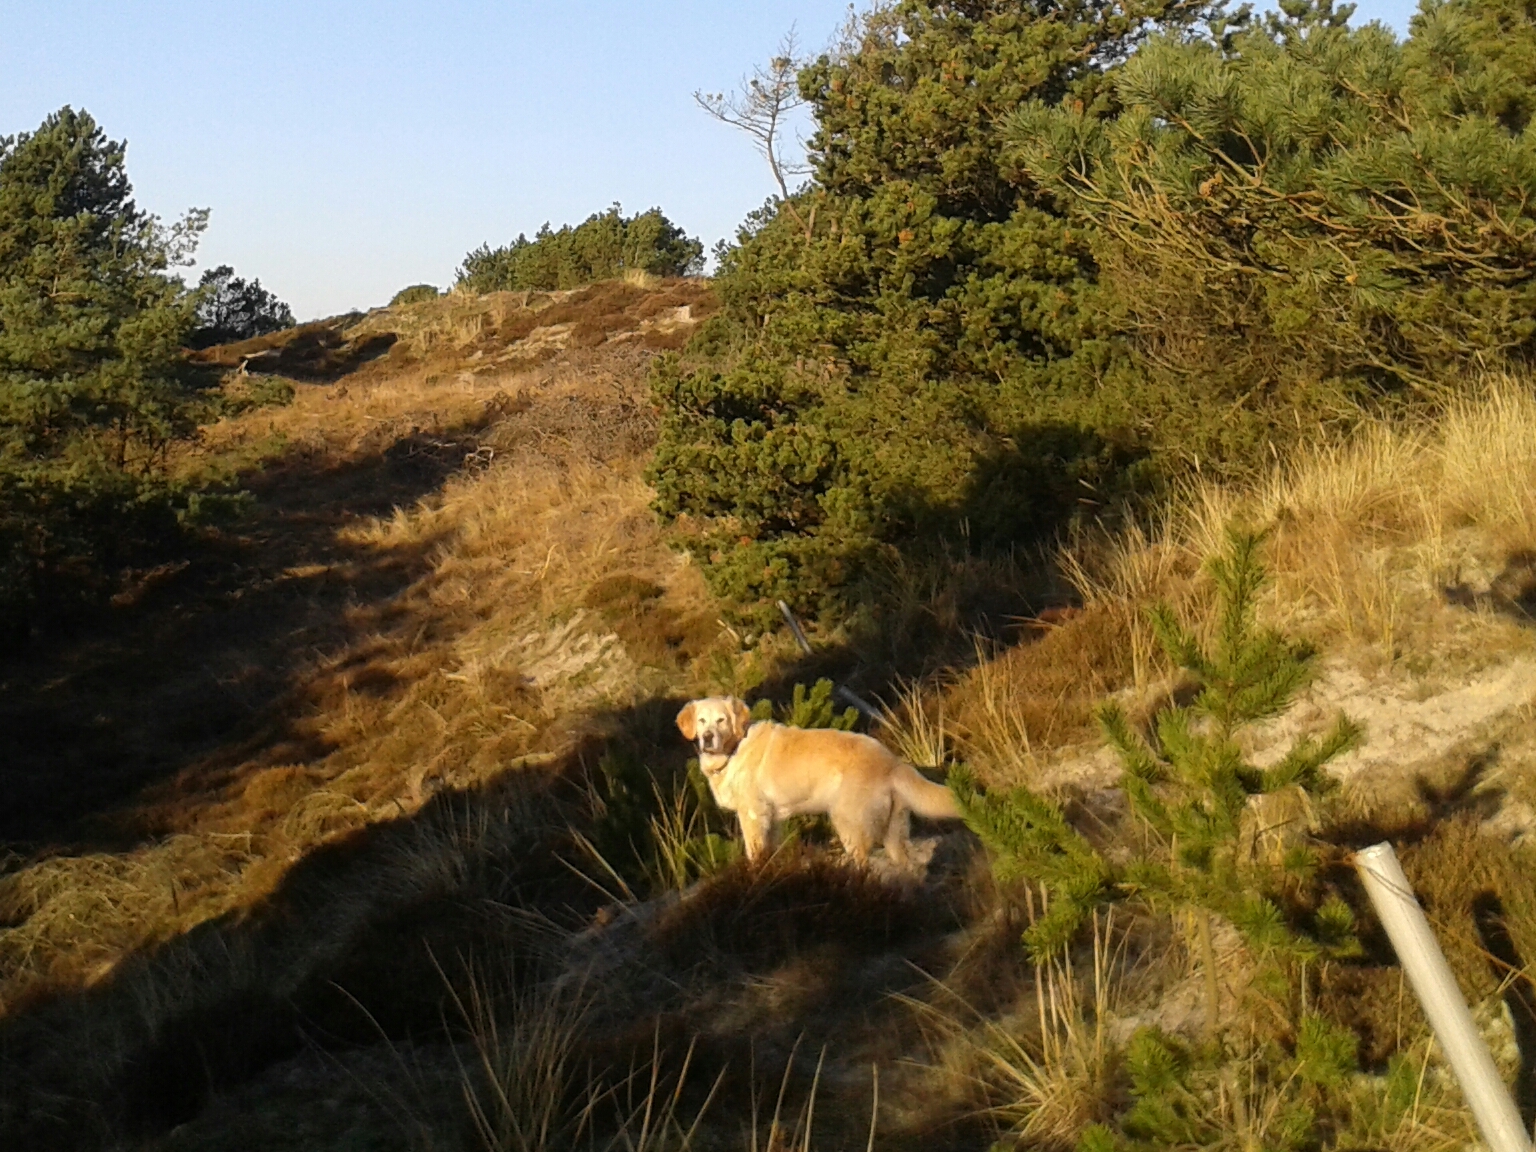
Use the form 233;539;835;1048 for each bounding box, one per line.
675;696;961;864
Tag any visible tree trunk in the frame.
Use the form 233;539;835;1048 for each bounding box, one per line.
1198;906;1220;1043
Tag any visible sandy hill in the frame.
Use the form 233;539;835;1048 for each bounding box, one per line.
2;277;1536;1151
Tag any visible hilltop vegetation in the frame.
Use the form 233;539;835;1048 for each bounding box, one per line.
189;265;295;349
457;204;705;294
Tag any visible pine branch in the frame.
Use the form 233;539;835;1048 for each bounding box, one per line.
1262;713;1363;792
1209;529;1268;664
1024;893;1098;963
1312;893;1364;959
1148;603;1211;679
1152;708;1198;779
949;764;1114;958
1099;702;1166;784
1123;775;1173;836
1100;702;1175;832
1228;892;1291;955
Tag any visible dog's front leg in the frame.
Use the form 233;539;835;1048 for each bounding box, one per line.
739;807;774;862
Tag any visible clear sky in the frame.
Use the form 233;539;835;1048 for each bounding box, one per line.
3;0;1422;320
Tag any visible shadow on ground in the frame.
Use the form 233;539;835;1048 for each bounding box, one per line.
0;401;502;848
0;700;994;1152
1443;549;1536;625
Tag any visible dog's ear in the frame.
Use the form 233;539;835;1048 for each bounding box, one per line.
675;701;698;741
730;698;752;738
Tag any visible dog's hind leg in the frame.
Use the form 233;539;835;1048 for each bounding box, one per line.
832;798;884;866
882;803;912;868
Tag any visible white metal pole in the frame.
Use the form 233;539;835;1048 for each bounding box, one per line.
1353;841;1532;1152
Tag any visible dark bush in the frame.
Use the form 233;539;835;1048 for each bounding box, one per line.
190;265;294;348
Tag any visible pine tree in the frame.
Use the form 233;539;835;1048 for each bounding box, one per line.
1098;528;1363;1038
1010;0;1536;417
190;265;294;347
0;106;210;621
649;0;1226;618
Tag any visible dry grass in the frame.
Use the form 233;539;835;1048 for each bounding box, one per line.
0;287;727;1015
943;376;1536;792
646;849;944;971
941;611;1137;790
358;278;717;359
972;912;1126;1148
880;679;951;770
900;911;1131;1152
0;834;254;1011
1066;376;1536;664
452;965;872;1152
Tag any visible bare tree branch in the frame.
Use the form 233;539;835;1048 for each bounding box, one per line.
695;29;814;240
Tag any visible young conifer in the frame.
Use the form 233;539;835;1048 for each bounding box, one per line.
1098;527;1363;1037
949;527;1362;1008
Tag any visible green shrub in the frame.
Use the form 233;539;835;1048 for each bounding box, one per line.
647;0;1217;619
389;283;440;307
456;204;703;294
209;373;296;419
1011;0;1536;422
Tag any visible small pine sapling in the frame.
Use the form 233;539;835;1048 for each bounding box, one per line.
775;678;860;731
1097;527;1364;1040
1078;1022;1335;1152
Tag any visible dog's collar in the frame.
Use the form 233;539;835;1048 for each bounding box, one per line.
697;744;733;776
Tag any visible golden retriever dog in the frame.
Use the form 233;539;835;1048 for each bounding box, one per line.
675;696;961;865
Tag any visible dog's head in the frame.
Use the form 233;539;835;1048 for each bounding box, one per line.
676;696;753;756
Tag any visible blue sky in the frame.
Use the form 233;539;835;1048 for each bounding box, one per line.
3;1;1421;319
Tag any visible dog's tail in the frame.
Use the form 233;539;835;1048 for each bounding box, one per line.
892;763;962;820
